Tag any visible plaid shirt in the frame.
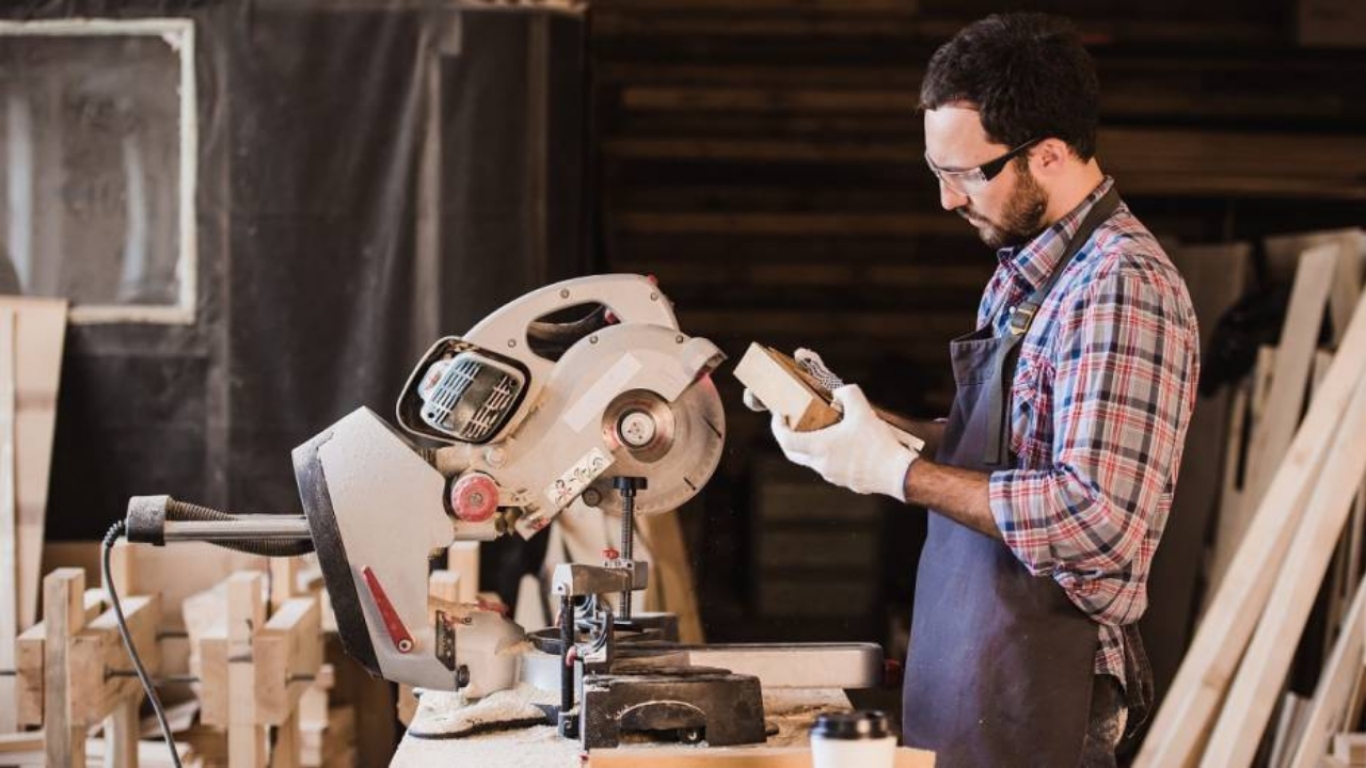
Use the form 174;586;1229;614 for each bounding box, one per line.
982;177;1199;686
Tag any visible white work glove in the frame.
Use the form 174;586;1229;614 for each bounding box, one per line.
771;384;919;502
743;347;843;413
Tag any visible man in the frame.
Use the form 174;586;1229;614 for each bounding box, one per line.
756;14;1199;767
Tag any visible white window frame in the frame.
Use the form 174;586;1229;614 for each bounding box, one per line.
0;18;198;324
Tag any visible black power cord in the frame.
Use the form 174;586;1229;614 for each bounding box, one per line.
102;520;183;768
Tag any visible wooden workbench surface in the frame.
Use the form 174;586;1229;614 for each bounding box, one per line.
390;687;858;767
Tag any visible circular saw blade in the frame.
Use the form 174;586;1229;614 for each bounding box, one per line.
585;376;726;518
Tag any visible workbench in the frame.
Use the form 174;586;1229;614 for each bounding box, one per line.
390;686;935;767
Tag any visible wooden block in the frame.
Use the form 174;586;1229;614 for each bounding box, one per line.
14;619;43;726
254;596;322;725
1137;286;1366;767
298;663;333;728
1202;371;1366;764
13;588;105;727
733;343;925;451
733;343;840;432
427;570;462;617
44;567;86;768
270;557;305;612
70;594;161;726
397;684;418;727
446;542;480;604
0;731;42;754
198;634;228;728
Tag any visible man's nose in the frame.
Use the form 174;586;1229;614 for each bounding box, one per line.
939;182;968;211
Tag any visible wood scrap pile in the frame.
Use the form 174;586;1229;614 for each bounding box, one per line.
1138;229;1366;766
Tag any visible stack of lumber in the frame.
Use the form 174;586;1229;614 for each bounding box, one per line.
1137;230;1366;766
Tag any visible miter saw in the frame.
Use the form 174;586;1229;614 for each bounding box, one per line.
114;274;882;751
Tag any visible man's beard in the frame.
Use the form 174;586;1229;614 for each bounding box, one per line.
959;162;1049;250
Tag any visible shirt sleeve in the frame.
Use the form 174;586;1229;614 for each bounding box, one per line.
987;265;1197;626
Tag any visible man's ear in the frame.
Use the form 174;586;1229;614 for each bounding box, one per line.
1031;138;1073;176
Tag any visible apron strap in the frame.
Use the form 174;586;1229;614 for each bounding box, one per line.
982;188;1122;467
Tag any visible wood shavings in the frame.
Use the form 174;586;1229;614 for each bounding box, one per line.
407;682;556;738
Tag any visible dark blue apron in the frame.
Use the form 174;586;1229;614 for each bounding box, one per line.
903;190;1124;767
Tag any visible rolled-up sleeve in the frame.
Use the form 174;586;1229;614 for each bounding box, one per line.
988;266;1197;626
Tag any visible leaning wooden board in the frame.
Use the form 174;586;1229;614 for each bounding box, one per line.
1201;370;1366;765
0;298;67;734
1135;281;1366;767
1207;244;1337;593
0;298;68;634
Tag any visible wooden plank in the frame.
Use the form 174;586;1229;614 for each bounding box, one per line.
227;572;266;768
0;308;15;735
1269;692;1310;768
0;298;69;633
1135;288;1366;768
1289;567;1366;768
1201;370;1366;765
1203;347;1274;616
44;568;87;768
105;697;141;768
639;511;705;644
1264;230;1365;341
1208;245;1338;592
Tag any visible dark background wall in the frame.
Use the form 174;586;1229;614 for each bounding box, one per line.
582;0;1366;717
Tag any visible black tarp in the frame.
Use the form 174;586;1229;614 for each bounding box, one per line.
1;1;590;540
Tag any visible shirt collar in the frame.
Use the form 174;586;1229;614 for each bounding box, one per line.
995;176;1116;292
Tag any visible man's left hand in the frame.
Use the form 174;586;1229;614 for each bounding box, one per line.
771;384;919;501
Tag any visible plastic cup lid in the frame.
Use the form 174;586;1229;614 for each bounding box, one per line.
810;710;891;741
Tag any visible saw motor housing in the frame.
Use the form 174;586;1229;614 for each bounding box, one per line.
300;274;728;693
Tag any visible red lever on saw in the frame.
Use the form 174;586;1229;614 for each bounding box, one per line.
361;566;415;654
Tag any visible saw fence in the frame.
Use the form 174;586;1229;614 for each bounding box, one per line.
0;552;351;768
1138;228;1366;766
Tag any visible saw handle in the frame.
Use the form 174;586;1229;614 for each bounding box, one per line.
464;274;681;355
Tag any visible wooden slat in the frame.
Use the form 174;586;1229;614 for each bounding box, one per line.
228;572;266;768
1201;368;1366;764
1135;291;1366;767
44;568;86;768
0;298;69;633
1208;245;1338;592
1289;570;1366;767
0;309;15;735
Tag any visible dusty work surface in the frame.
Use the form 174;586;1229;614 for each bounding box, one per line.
389;685;855;767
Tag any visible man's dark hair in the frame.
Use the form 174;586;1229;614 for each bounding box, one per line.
920;14;1099;161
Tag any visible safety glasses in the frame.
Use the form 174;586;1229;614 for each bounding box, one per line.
925;137;1041;195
